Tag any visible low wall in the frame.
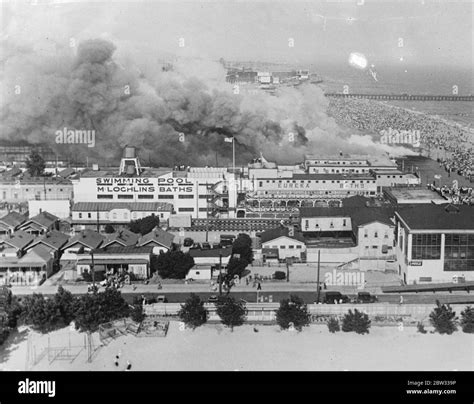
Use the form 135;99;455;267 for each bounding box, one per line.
144;302;467;322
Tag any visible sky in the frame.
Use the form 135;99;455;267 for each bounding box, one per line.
1;0;472;68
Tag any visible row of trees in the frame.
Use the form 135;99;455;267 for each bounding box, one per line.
6;287;131;336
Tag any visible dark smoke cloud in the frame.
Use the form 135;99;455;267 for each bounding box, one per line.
0;38;401;166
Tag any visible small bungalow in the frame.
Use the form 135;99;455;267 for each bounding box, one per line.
103;229;140;249
138;228;175;254
0;212;27;238
17;211;59;235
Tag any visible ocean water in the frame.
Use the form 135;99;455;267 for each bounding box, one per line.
312;63;473;96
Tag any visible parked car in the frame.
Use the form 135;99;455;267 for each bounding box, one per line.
183;238;194;247
355;292;378;303
156;295;168;303
320;291;350;304
201;242;211;250
212;243;221;249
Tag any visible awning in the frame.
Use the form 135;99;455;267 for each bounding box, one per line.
76;259;149;265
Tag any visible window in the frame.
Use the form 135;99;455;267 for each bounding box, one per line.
296;245;302;249
79;213;82;219
118;194;133;199
178;208;194;212
364;230;368;238
112;212;117;220
199;195;208;199
343;219;347;226
289;245;295;249
372;246;378;249
305;220;309;228
384;232;389;239
444;234;474;271
178;195;194;199
97;194;113;199
198;208;208;212
138;195;154;199
158;195;174;199
374;232;378;238
280;246;286;249
87;213;91;219
411;234;441;260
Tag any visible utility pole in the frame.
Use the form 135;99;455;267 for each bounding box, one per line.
316;250;321;303
96;206;100;233
218;253;222;296
90;250;96;291
286;257;290;282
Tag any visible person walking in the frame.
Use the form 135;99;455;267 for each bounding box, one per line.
125;360;132;371
399;295;404;305
257;282;262;291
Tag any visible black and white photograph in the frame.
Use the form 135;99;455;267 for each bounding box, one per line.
0;0;472;401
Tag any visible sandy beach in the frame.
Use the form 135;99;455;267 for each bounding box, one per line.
1;322;473;371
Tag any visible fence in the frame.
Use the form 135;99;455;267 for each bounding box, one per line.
144;302;469;323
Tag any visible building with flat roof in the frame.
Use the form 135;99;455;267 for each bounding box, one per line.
395;204;474;283
384;188;447;205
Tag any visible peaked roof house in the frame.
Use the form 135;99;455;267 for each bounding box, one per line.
137;228;175;253
103;229;140;249
62;229;105;252
0;212;27;237
25;230;69;255
259;226;306;262
0;230;35;254
17;211;59;235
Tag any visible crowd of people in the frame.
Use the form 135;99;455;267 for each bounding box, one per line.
328;97;472;156
427;183;474;205
438;147;473;181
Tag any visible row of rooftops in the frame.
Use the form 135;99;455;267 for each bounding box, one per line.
0;227;176;254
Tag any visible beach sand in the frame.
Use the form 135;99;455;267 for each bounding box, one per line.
1;322;473;371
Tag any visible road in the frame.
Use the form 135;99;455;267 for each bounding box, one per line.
9;283;474;305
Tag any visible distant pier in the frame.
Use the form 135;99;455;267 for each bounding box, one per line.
325;93;474;101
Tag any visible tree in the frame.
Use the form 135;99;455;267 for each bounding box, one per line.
128;214;160;235
342;309;371;334
232;233;253;264
53;286;77;326
178;294;208;330
74;288;130;333
460;306;474;333
26;150;45;177
22;293;64;333
327;317;340;333
216;296;246;331
276;295;311;332
429;300;458;335
104;224;115;233
151;250;194;279
5;295;23;329
130;297;145;323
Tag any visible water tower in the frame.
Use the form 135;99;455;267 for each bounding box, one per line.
119;146;142;176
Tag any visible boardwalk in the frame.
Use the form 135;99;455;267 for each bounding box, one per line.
325;93;474;101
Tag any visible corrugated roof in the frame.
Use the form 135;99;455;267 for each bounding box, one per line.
138;229;174;249
0;212;27;228
396;204;474;231
259;226;305;244
23;211;59;228
72;202;173;212
27;230;69;251
91;245;154;255
64;229;105;249
104;229;139;247
2;230;35;250
189;248;232;258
